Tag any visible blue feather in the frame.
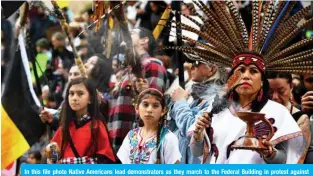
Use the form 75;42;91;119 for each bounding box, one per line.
157;127;168;151
261;0;291;54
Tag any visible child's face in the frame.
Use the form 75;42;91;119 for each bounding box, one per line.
136;95;165;126
68;83;90;113
27;154;37;164
36;46;41;53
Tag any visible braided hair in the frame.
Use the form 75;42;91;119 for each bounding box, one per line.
136;88;167;164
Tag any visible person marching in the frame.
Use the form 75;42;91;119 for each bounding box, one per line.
160;1;312;163
46;78;116;164
117;88;181;164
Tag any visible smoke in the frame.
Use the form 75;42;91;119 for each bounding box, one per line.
201;83;229;115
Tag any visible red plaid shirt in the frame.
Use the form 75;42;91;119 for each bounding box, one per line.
140;53;167;93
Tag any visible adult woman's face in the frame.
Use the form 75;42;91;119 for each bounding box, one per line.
234;64;263;97
84;56;98;77
268;78;292;106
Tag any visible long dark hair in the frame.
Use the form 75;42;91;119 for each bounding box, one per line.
60;77;105;158
266;71;292;87
136;89;166;164
89;54;113;93
227;52;269;112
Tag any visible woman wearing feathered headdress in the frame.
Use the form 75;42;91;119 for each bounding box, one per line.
162;1;312;163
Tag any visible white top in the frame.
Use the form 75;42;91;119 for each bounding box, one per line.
117;127;181;164
189;100;305;164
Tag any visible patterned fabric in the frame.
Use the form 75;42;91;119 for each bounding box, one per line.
232;54;265;73
107;54;167;153
254;118;277;139
128;128;157;164
58;156;96;164
117;127;181;164
141;53;167;93
73;113;91;128
296;115;311;164
107;69;137;153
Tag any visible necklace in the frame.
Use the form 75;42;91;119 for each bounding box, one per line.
242;101;252;110
286;101;292;114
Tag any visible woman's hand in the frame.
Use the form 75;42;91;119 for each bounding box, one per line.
194;113;212;141
257;139;276;159
46;158;53;164
301;91;313;115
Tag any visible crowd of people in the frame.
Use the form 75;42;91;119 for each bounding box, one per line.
1;0;313;167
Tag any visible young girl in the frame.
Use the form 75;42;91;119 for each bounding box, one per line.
117;88;181;164
46;77;116;164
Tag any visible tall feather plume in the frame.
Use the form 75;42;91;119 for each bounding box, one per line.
175;11;222;42
267;69;313;75
185;2;206;25
257;1;275;51
251;0;261;50
181;3;222;43
189;1;223;42
225;0;249;48
260;1;291;54
171;21;234;57
219;1;245;50
181;36;231;60
268;50;313;66
255;1;265;53
184;2;226;43
269;61;313;69
270;1;297;38
159;0;312;75
194;0;238;55
196;0;237;51
265;17;313;58
279;1;296;22
256;1;285;53
211;1;242;52
159;19;222;56
267;65;313;72
268;38;313;61
256;1;269;46
161;46;232;67
267;5;311;51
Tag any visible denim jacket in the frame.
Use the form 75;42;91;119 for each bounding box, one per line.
169;99;209;164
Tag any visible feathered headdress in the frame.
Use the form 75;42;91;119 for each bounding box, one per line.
162;0;313;75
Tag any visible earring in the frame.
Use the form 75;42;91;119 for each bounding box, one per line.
258;89;263;102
